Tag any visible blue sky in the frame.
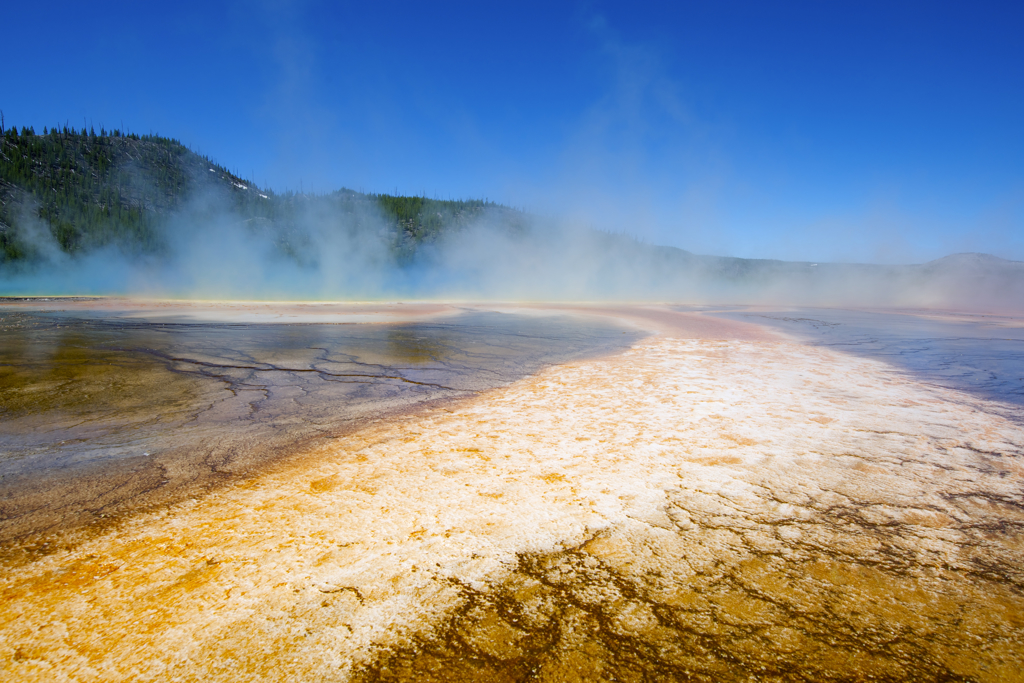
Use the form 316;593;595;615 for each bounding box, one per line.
5;1;1023;263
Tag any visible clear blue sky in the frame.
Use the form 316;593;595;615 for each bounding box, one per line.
5;1;1023;263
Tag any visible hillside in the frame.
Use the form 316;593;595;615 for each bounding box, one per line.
2;123;1021;309
0;124;520;264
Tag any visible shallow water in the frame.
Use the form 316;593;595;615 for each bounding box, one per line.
2;305;1023;682
705;307;1024;409
0;308;640;545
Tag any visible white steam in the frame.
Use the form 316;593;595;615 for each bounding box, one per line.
1;183;1023;312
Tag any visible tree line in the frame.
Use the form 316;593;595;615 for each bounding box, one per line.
0;121;522;265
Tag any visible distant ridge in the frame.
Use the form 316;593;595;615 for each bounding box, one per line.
0;125;520;264
1;124;1021;310
923;252;1023;266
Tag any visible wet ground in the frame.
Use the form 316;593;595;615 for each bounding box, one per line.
0;305;640;549
347;335;1024;683
704;306;1024;410
1;303;1022;682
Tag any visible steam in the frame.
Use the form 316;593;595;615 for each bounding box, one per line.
1;176;1022;312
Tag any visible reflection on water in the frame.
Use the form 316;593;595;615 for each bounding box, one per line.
0;309;640;545
1;319;211;461
384;329;453;365
705;307;1024;409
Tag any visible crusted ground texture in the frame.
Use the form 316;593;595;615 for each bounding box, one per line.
2;336;1023;682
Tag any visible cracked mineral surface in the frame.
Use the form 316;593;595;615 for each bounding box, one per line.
1;302;1022;682
0;303;641;549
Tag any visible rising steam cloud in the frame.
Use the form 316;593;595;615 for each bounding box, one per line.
1;177;1023;313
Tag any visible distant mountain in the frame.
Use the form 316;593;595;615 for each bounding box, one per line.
0;124;520;264
1;124;1021;310
600;241;1024;310
920;252;1023;268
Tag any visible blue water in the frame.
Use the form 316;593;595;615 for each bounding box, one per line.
704;307;1024;410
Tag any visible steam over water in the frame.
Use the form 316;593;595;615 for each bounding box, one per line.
1;301;1023;681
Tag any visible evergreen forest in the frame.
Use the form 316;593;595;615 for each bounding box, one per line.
0;122;523;264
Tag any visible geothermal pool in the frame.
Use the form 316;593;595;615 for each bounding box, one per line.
711;306;1024;408
0;301;640;546
1;300;1023;682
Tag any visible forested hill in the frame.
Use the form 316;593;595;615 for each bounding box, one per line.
0;124;522;263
